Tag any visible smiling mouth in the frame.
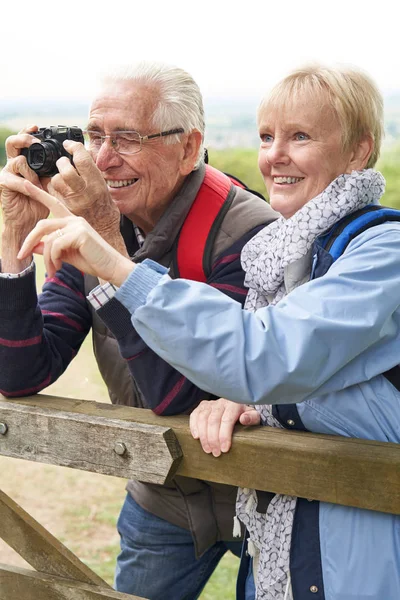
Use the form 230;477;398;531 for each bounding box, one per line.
105;178;138;188
273;176;304;184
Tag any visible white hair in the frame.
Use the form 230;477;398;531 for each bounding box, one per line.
101;61;205;168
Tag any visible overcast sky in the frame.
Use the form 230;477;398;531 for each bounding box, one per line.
1;0;399;104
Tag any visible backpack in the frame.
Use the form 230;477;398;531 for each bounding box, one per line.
174;164;265;282
315;204;400;390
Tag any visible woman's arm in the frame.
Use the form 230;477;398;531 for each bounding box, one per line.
6;177;400;407
120;224;400;405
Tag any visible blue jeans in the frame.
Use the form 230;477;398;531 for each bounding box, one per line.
115;493;242;600
236;539;256;600
244;559;256;600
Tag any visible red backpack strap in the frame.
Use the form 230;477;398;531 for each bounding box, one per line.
175;165;234;282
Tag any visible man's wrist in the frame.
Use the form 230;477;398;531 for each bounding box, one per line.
2;221;36;241
78;202;120;230
101;230;129;257
1;225;33;273
77;209;127;257
0;259;35;278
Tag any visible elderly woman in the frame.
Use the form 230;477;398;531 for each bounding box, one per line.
2;65;399;600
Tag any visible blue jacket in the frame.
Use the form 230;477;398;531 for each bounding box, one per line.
114;221;400;600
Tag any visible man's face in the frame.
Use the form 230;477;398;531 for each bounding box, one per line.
88;81;187;231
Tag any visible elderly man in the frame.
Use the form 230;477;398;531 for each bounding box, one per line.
0;62;276;599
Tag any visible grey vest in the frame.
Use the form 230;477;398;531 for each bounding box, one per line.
85;165;278;556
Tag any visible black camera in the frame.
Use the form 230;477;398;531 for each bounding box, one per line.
21;126;84;177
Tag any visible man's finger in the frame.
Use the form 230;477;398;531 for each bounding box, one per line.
5;133;38;159
49;172;73;199
19;125;39;135
55;157;87;195
0;171;28;194
6;155;43;187
63;140;97;178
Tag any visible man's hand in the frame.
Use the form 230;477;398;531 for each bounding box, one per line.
189;398;260;457
1;127;50;230
0;174;134;285
0;127;50;272
49;141;121;238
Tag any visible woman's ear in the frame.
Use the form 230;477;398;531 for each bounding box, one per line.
347;135;374;171
179;130;203;176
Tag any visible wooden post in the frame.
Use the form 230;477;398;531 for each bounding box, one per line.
0;563;145;600
0;489;110;586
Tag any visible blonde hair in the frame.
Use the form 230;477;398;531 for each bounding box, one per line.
258;64;384;168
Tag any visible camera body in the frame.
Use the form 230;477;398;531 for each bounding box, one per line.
21;126;84;177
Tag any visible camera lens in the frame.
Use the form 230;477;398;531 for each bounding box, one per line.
26;141;62;177
27;144;46;169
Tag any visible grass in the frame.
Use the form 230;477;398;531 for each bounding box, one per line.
64;493;240;596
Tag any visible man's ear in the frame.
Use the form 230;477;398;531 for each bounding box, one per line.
346;135;374;171
179;130;203;176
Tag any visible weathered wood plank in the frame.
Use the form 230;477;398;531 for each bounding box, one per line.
0;401;182;485
0;564;145;600
0;489;110;586
1;395;400;515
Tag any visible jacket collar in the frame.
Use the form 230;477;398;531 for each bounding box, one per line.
132;164;205;264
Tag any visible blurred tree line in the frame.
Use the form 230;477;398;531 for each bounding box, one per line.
208;146;400;208
0;127;398;208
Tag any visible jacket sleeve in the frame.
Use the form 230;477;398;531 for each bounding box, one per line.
0;263;91;397
97;226;265;415
116;223;400;406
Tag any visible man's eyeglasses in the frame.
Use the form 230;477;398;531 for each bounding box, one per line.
83;128;184;155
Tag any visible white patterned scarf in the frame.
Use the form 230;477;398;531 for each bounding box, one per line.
237;169;385;600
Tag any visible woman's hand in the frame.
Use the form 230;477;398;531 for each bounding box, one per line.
189;398;261;457
1;175;134;284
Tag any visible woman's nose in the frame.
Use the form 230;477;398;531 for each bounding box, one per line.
263;140;290;165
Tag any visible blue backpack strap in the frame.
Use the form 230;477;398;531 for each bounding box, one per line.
318;204;400;391
319;205;400;258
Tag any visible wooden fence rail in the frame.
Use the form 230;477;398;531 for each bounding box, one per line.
1;395;399;514
0;393;399;600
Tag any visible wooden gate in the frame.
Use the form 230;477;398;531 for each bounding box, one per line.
0;394;399;599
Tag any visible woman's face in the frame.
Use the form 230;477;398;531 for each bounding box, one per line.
258;94;357;219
